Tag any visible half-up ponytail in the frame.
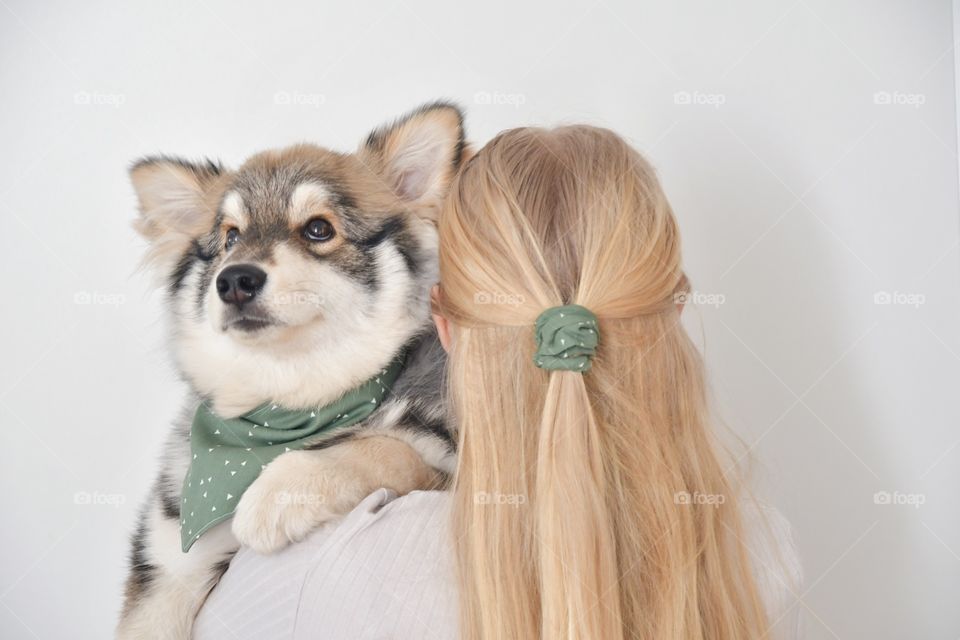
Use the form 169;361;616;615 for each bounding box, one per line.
535;369;622;639
439;126;771;639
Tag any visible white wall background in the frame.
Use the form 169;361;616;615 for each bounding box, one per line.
1;1;957;638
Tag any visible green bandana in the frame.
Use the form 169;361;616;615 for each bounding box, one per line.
533;304;600;372
179;354;406;552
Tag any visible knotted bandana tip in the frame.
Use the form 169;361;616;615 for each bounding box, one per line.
533;304;599;372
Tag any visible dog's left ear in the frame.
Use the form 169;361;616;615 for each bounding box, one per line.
359;101;466;217
129;156;227;273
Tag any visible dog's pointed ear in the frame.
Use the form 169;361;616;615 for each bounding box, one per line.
359;101;466;216
129;156;226;269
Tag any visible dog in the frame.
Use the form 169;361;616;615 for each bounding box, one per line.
116;102;465;639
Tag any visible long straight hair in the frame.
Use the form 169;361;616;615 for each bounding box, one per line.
437;126;771;639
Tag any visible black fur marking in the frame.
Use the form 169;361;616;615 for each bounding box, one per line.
303;241;379;292
168;240;215;295
196;230;223;261
237;221;288;260
127;513;157;597
353;261;380;291
356;216;404;250
393;240;418;275
304;430;363;452
354;216;421;276
323;181;356;211
169;250;197;295
195;258;218;316
158;484;181;521
390;223;421;275
211;557;232;580
400;403;456;450
131;155;224;181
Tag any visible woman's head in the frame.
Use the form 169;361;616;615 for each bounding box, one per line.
436;126;771;639
437;125;683;328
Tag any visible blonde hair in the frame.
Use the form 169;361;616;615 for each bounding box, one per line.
437;126;771;639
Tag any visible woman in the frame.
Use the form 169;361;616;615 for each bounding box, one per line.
195;125;800;639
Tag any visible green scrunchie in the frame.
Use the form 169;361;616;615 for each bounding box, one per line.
533;304;600;372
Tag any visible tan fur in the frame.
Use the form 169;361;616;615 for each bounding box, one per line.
219;191;247;228
130;163;231;273
357;108;465;222
237;143;429;219
232;436;440;553
287;183;335;226
132;118;463;416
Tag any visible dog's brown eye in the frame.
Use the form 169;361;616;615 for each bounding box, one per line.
225;227;240;250
304;218;335;242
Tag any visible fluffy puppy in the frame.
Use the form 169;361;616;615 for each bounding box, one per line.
117;103;464;639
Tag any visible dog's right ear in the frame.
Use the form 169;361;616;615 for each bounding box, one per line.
358;101;466;222
130;156;225;269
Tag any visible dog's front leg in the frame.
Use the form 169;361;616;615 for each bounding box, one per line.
232;434;439;554
117;497;238;640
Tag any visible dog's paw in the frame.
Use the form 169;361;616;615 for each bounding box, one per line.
231;450;338;554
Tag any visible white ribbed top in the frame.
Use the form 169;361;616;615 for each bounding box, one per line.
194;490;801;639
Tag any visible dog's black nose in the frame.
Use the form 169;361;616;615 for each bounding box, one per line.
216;264;267;305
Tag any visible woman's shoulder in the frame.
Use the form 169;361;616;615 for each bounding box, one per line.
326;491;802;636
196;491;801;639
311;490;803;633
369;487;452;517
329;488;452;542
194;489;457;640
